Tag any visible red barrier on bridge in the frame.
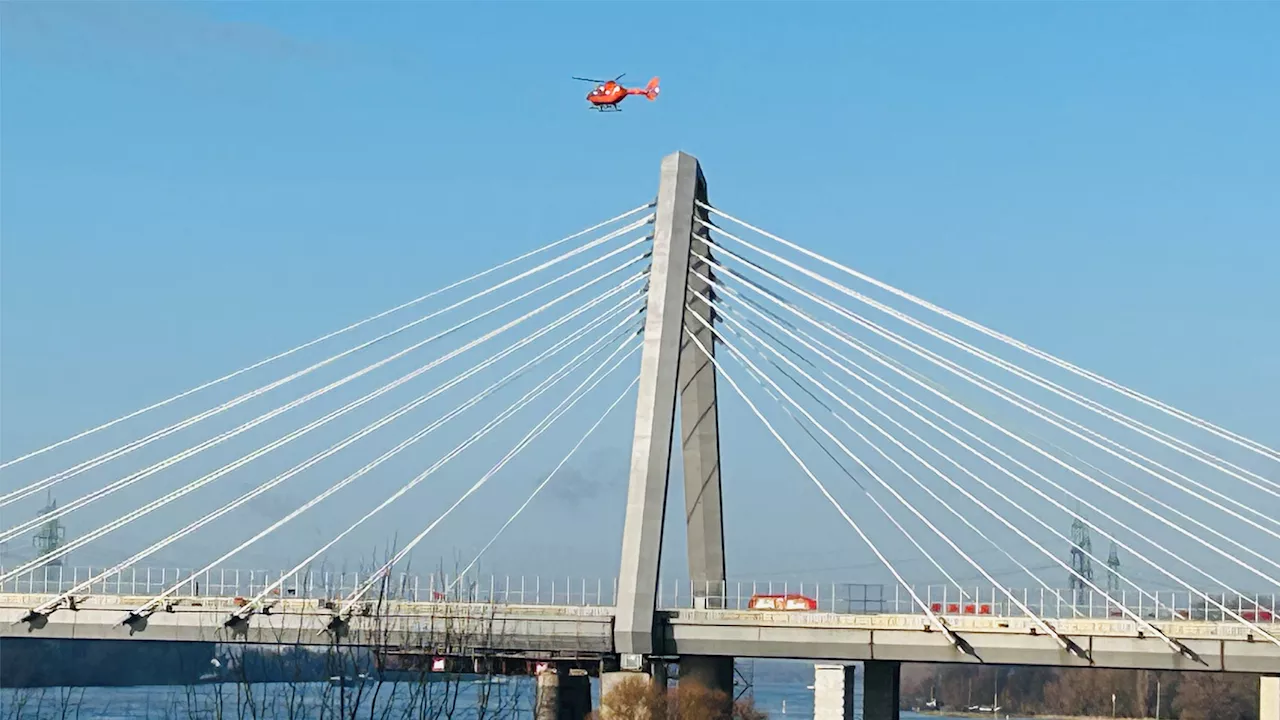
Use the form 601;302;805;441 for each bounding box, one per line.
747;594;818;611
931;602;992;615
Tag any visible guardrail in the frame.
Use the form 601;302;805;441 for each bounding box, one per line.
674;581;1279;623
0;566;620;606
3;566;1275;623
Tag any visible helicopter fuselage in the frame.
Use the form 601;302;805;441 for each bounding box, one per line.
586;82;625;107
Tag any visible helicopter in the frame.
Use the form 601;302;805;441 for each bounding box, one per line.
573;74;660;112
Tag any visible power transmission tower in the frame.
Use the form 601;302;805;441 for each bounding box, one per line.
32;492;67;568
1068;513;1094;602
1106;540;1121;598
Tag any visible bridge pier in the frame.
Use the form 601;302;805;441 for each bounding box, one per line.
678;655;734;706
599;660;668;719
1263;675;1279;720
863;660;901;720
813;663;857;720
535;663;592;720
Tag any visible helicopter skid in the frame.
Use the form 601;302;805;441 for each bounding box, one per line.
589;105;622;112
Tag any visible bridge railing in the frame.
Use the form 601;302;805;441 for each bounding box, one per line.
662;581;1280;623
3;567;1276;623
0;565;620;607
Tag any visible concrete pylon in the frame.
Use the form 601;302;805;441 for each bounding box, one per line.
600;660;668;720
863;660;901;720
676;183;734;699
814;664;857;720
536;664;592;720
1262;676;1279;720
614;150;731;696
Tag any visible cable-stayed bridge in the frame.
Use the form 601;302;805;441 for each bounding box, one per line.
2;152;1277;719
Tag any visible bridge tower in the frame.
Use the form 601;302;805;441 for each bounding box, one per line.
613;151;733;699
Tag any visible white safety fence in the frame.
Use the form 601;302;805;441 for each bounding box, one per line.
4;566;1276;623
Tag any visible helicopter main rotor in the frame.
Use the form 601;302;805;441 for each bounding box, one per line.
572;73;626;84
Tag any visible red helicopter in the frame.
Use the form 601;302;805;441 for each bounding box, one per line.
573;74;660;112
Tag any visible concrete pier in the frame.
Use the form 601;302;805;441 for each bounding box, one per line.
679;656;734;703
813;663;857;720
598;671;631;712
1262;676;1279;720
599;663;667;720
863;660;901;720
535;665;592;720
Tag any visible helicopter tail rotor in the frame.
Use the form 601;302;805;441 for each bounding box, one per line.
643;76;659;100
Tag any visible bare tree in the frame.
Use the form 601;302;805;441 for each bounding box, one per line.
590;676;768;720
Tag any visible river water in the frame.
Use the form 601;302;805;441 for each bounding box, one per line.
0;679;1031;719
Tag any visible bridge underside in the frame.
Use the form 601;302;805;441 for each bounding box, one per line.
4;596;1278;675
663;611;1280;674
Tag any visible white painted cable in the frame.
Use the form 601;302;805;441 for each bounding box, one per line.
230;324;643;618
699;202;1280;464
708;247;1280;586
7;297;644;591
721;277;1266;643
120;297;645;616
449;374;640;588
832;332;1277;637
714;297;1170;622
697;224;1280;507
703;215;1278;496
123;305;645;621
1;217;654;507
0;203;655;472
6;244;649;533
696;243;1280;583
0;252;650;567
681;329;967;652
708;263;1280;645
700;266;1212;616
718;321;970;599
695;306;1081;651
1;245;649;550
709;300;1087;618
41;291;647;617
716;291;1169;620
340;337;642;616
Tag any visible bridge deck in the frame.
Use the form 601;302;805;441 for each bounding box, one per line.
3;594;1277;674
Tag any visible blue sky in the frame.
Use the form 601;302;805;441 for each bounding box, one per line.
2;1;1277;595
